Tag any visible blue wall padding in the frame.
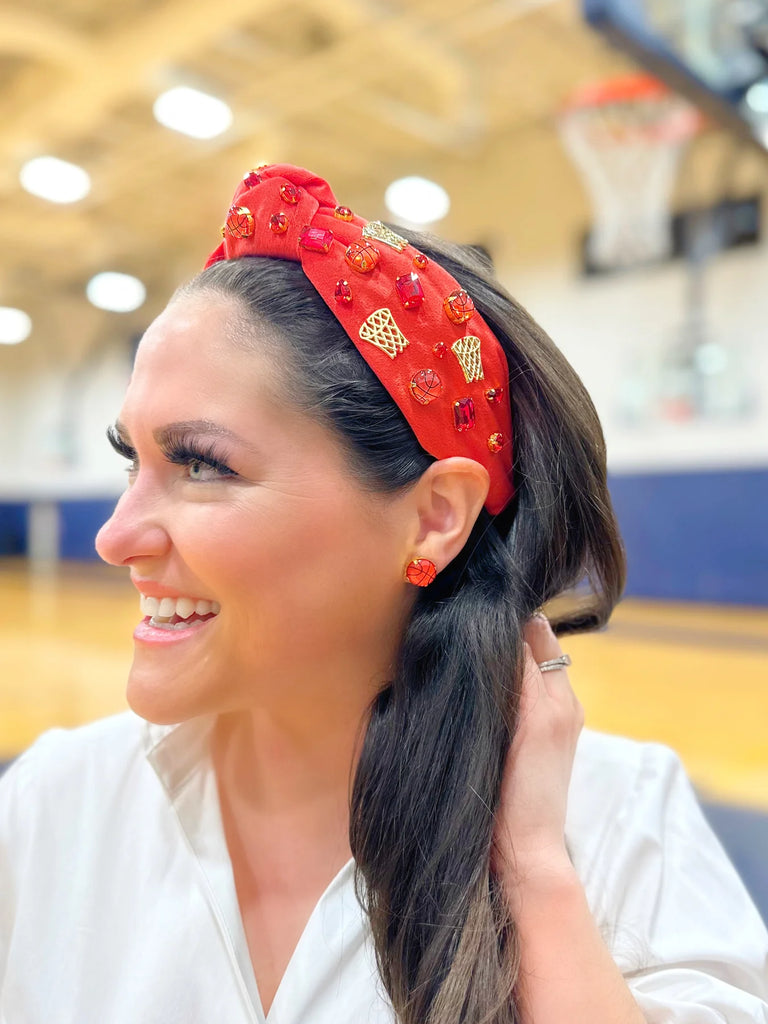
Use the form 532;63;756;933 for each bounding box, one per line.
700;800;768;925
1;469;766;605
608;469;768;605
0;503;27;555
58;498;118;560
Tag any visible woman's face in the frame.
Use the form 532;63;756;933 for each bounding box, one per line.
96;291;415;724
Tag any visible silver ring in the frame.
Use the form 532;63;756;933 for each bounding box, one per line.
537;654;572;673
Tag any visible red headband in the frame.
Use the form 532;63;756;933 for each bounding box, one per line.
205;164;514;515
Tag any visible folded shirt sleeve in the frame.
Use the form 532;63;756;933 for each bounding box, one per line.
583;740;768;1023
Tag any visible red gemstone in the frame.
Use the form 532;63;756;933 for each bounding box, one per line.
299;225;334;253
280;183;301;204
334;206;353;221
396;272;424;309
432;341;447;359
409;368;443;405
345;239;380;273
444;289;475;324
334;279;352;304
225;205;254;238
487;432;504;453
485;386;504;403
269;212;288;234
243;170;262;187
405;558;437;587
413;253;428;270
453;397;476;431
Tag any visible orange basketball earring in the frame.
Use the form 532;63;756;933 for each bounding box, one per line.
404;558;437;587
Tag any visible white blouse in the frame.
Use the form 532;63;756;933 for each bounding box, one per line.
1;712;766;1024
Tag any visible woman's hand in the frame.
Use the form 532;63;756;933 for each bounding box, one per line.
493;614;584;883
492;617;646;1024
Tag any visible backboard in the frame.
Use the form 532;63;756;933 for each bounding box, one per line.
584;0;768;152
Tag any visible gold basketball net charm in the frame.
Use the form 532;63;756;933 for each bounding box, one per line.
362;221;409;252
451;335;484;382
359;308;410;359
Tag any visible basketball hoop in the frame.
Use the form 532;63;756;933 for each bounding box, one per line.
559;73;702;271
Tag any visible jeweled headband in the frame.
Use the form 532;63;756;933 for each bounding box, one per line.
205;164;514;515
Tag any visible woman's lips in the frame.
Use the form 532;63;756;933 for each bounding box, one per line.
133;591;221;646
134;613;218;645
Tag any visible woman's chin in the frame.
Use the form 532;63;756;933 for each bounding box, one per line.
124;660;208;726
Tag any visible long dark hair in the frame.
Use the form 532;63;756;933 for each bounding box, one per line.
181;232;626;1023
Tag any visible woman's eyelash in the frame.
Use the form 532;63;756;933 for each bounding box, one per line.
106;425;136;463
105;426;237;478
164;440;236;476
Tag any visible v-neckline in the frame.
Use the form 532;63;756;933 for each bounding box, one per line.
167;735;359;1022
255;856;357;1021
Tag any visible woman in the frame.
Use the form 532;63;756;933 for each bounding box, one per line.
1;164;766;1023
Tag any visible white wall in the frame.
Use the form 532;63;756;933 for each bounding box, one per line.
503;241;768;474
0;335;134;500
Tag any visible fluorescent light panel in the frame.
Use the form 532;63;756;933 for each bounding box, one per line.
153;86;233;139
86;272;146;313
20;156;91;204
0;307;32;345
384;176;450;225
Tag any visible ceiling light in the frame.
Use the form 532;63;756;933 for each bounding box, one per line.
153;86;233;139
86;272;146;313
746;80;768;114
0;307;32;345
20;156;91;204
384;176;450;226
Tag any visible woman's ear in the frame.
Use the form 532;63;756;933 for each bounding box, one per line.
406;457;490;571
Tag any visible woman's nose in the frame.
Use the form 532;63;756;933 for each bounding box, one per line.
95;482;171;566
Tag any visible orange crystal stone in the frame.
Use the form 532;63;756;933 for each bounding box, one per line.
443;289;475;324
487;432;504;453
405;558;437;587
269;212;288;234
280;183;301;204
345;239;380;273
334;206;353;221
409;368;443;406
225;205;254;238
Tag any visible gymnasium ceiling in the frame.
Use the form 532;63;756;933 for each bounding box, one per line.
0;0;764;364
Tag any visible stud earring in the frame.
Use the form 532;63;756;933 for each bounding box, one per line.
404;558;437;587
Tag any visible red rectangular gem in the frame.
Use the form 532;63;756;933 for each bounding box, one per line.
299;226;334;253
453;397;476;431
396;272;424;309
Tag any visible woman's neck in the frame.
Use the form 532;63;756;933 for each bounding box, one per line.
210;683;375;882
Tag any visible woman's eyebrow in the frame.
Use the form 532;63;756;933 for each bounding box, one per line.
113;419;261;454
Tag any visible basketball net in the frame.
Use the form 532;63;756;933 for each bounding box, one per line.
559;74;702;271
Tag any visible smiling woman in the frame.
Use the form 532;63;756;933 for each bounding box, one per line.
1;164;766;1024
95;290;419;730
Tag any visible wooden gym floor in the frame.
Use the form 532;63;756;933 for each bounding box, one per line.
1;558;767;812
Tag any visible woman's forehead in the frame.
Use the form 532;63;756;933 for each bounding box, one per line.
122;297;345;458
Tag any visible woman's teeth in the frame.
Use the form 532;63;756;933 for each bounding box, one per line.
140;594;221;627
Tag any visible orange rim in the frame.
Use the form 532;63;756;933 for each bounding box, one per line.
561;72;703;141
563;72;671;110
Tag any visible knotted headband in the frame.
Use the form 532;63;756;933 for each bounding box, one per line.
205;164;515;514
